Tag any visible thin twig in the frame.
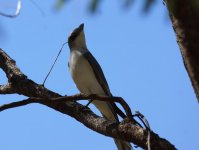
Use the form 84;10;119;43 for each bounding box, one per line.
29;0;45;16
42;42;67;85
0;98;37;111
134;111;151;150
0;0;21;18
47;93;133;119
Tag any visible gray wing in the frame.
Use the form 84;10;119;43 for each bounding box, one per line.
83;51;126;119
83;51;111;96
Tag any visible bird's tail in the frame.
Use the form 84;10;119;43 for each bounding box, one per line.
114;139;132;150
93;100;132;150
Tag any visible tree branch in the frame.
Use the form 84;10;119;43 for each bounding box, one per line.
0;98;37;111
0;48;177;150
0;84;15;94
0;95;176;150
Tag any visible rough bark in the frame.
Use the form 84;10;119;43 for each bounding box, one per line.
0;48;176;150
166;0;199;101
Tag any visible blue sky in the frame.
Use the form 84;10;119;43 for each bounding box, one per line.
0;0;199;150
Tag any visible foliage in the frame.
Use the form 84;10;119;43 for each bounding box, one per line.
54;0;157;13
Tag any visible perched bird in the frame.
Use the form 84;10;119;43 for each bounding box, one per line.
68;23;132;150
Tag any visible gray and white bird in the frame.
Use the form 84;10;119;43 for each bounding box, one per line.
68;23;132;150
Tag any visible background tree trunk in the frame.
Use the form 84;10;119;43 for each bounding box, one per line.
166;0;199;101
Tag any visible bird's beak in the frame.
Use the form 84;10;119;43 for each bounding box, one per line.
78;23;84;31
68;23;84;40
73;23;84;34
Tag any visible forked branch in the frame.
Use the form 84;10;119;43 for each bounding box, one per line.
0;48;176;150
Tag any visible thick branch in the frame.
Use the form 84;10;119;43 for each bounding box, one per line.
0;49;176;150
166;0;199;101
0;95;176;150
0;84;15;94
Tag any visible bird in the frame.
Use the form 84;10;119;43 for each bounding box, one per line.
67;23;132;150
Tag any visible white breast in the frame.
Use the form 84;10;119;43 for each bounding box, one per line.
69;50;116;120
69;50;104;95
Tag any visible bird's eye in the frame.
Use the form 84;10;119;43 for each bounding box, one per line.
69;34;76;42
68;26;82;42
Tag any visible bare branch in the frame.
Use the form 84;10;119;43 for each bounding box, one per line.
0;98;37;111
53;94;133;118
0;49;25;81
0;48;177;150
0;95;176;150
0;84;15;94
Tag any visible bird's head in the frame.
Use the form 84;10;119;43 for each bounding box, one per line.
68;23;87;50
